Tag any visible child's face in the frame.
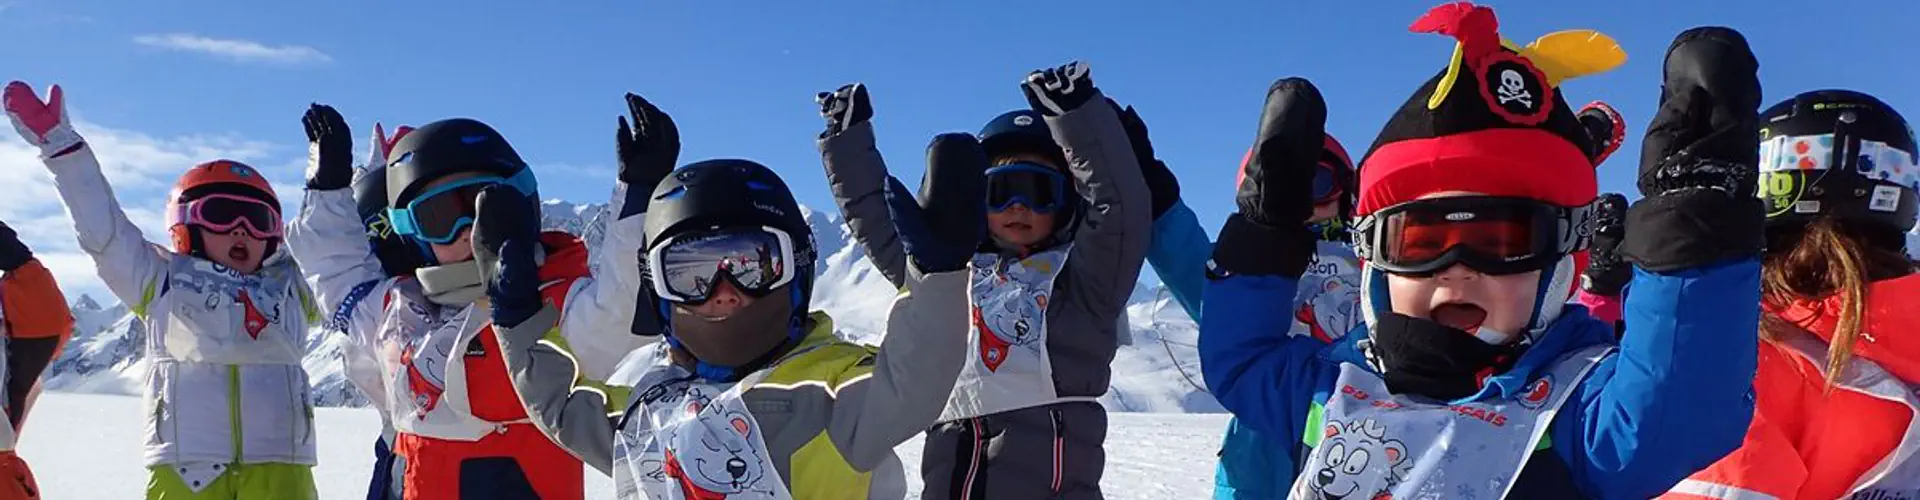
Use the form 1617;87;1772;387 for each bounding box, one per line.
198;227;267;274
1382;191;1538;342
676;279;753;319
988;206;1055;248
987;153;1063;249
419;172;485;264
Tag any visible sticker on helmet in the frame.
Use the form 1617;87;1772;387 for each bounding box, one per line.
1871;185;1902;212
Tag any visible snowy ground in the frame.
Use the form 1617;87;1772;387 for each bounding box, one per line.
20;393;1228;499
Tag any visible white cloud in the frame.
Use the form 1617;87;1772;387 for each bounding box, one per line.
132;33;332;66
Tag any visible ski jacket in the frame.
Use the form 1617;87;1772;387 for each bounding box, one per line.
818;94;1150;420
1200;259;1761;499
37;145;321;467
287;183;650;499
1144;198;1363;500
0;259;73;451
495;266;970;500
1663;274;1920;500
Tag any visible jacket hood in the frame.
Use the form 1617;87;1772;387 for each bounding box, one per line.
1766;272;1920;384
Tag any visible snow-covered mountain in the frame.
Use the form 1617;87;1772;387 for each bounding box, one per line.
47;200;1219;413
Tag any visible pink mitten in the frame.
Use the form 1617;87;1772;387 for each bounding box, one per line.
3;82;84;159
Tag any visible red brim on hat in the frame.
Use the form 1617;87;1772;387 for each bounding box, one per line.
1357;127;1594;216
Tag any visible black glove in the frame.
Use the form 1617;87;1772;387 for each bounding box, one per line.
616;93;680;218
0;221;32;272
472;185;545;329
1209;78;1324;279
1578;101;1626;166
1619;27;1765;272
1023;61;1098;116
1113;101;1179;219
816;83;874;138
887;133;988;274
1582;193;1631;296
302;104;354;191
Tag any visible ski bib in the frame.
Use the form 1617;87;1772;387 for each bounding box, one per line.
613;345;790;500
152;257;309;365
1291;345;1612;500
941;247;1072;421
1294;242;1362;342
377;281;501;440
1772;326;1920;496
0;305;13;451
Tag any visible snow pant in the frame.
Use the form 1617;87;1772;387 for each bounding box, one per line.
368;436;401;500
393;423;583;500
0;452;39;500
144;463;316;499
1213;417;1287;500
920;401;1107;500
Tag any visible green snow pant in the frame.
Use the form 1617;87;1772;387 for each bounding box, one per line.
145;463;316;500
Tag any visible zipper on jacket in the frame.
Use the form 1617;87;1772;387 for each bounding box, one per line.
229;365;242;463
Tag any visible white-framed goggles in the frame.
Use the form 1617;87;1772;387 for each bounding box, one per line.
646;225;797;305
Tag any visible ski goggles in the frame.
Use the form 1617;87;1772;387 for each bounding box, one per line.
985;162;1069;213
177;194;282;239
1352;196;1593;276
1311;162;1346;204
647;226;798;304
387;169;536;245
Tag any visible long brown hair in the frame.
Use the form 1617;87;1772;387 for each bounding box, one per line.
1760;217;1915;389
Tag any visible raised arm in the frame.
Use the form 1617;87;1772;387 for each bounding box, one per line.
817;84;910;289
5;82;169;312
1025;63;1154;323
557;94;677;381
1556;28;1764;499
474;184;618;474
286;105;391;339
821;130;986;469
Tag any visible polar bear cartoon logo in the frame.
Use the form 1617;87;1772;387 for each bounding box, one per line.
1298;418;1411;500
662;400;776;499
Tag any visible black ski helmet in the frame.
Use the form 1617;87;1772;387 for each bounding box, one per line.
385;118;536;210
1758;90;1918;236
979;110;1068;168
644;159;817;317
352;165;425;277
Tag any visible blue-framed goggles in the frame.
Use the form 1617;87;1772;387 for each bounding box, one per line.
985;162;1068;213
387;169;537;245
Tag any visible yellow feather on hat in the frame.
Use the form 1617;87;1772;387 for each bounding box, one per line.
1520;30;1627;85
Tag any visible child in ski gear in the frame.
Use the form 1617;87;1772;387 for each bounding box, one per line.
287;112;648;500
0;221;73;500
327;111;417;500
817;62;1151;500
5;81;321;499
1662;90;1920;499
1137;124;1361;500
488;86;977;497
1199;5;1766;498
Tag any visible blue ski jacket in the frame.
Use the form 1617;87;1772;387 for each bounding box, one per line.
1145;199;1356;500
1199;256;1761;499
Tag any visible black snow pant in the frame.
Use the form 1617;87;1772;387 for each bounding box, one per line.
920;401;1107;500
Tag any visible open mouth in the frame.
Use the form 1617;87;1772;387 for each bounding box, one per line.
1430;302;1487;332
228;244;252;264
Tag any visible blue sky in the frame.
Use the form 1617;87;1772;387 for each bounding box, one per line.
2;0;1916;301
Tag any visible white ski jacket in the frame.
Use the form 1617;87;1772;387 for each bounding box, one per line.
40;145;321;467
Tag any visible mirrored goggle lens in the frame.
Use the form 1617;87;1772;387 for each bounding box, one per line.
406;182;496;242
194;196;282;237
1377;200;1552;275
986;163;1066;213
653;229;792;303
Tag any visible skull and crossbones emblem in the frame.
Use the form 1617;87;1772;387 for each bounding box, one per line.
1496;69;1533;109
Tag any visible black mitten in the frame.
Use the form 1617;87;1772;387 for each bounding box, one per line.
1210;78;1324;279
